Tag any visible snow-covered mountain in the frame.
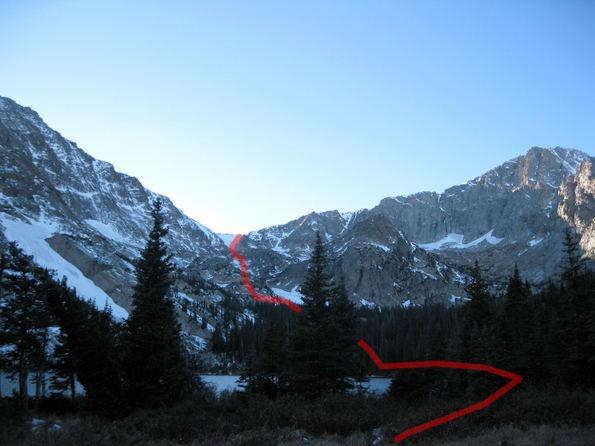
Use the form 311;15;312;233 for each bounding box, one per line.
2;95;594;329
0;96;254;349
238;146;595;305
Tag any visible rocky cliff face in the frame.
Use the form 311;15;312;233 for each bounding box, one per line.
361;146;591;284
2;95;594;327
239;147;594;304
0;96;248;348
558;160;595;257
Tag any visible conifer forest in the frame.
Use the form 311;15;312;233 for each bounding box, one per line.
2;206;595;444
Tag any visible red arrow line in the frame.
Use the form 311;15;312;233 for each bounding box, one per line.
229;234;302;313
228;235;521;443
357;340;522;443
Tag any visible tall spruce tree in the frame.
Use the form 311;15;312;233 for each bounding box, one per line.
460;261;497;395
121;198;189;410
500;264;532;375
460;261;490;362
288;232;360;397
0;242;51;415
557;229;595;386
240;318;288;397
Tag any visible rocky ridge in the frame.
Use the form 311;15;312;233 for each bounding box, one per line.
237;147;595;304
0;96;249;349
2;95;595;346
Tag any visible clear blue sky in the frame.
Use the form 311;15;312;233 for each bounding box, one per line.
1;1;594;234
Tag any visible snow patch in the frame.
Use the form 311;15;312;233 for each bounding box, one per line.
419;230;503;251
271;286;304;305
1;215;128;319
369;242;391;253
84;219;128;243
360;298;375;308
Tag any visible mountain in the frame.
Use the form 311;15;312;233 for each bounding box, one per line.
235;146;595;305
0;96;253;349
2;95;595;349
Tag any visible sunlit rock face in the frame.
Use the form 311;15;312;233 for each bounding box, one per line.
558;160;595;258
242;147;594;303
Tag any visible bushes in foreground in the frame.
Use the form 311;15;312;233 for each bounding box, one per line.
2;384;595;445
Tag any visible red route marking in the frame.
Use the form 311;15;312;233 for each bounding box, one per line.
357;340;522;443
229;234;302;313
228;234;522;443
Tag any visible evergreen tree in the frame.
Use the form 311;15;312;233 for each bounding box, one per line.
240;318;288;397
560;228;584;287
556;229;595;386
0;242;51;415
259;319;288;384
121;198;190;410
500;264;532;374
330;280;368;386
460;261;491;363
288;232;360;397
41;270;124;416
459;261;497;395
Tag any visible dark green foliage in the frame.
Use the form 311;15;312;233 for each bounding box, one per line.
554;229;595;386
41;269;124;417
499;264;532;375
0;242;51;414
463;262;491;331
121;198;190;410
239;318;289;397
287;232;362;396
4;385;595;446
183;227;595;397
0;240;128;416
459;261;494;394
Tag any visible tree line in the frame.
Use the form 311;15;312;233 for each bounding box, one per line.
214;228;595;400
0;199;200;416
3;203;594;414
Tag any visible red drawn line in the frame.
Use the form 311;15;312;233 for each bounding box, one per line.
229;234;302;313
228;235;521;442
357;340;522;443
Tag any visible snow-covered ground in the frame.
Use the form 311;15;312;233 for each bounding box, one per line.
1;215;128;319
419;230;503;251
271;286;304;305
84;219;130;244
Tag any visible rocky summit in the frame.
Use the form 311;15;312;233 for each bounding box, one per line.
239;146;595;305
2;95;595;348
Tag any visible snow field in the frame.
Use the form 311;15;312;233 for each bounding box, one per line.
1;215;128;319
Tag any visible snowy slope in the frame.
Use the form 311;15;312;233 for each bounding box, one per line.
1;214;128;319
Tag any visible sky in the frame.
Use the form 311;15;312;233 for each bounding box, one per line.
1;1;594;235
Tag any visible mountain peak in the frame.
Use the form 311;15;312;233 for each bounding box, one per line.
3;96;595;313
1;96;229;317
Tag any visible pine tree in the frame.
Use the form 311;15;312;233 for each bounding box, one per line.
501;264;532;374
240;318;288;397
259;319;288;384
556;229;595;386
459;261;497;395
288;232;360;397
330;280;368;387
121;198;190;410
460;261;490;363
0;242;51;415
